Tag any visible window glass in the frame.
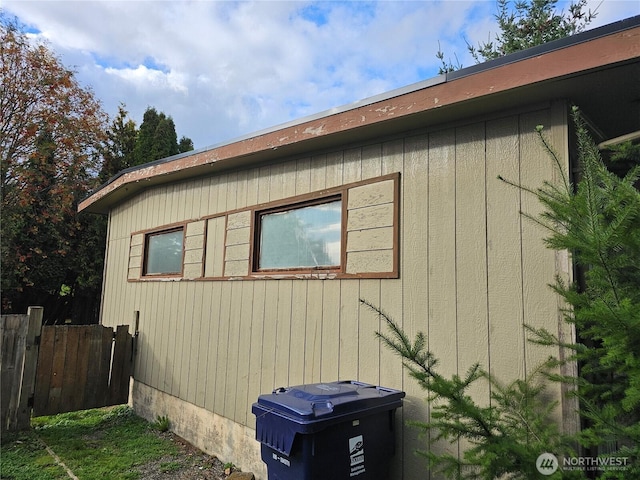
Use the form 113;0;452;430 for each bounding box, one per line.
258;199;341;270
145;228;183;275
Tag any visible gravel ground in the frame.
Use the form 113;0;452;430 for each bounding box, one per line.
135;430;234;479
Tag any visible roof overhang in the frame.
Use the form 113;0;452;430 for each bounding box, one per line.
80;16;640;214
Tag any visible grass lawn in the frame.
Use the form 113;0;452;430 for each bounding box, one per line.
0;406;192;480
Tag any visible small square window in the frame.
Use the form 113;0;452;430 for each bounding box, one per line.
256;197;342;271
144;228;184;275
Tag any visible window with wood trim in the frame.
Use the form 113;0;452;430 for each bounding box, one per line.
254;196;342;272
128;172;399;282
143;227;184;276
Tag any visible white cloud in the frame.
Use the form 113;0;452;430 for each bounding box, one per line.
4;0;638;149
105;65;188;94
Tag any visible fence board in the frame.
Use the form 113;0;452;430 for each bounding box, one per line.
97;326;113;407
71;326;92;411
109;325;132;405
1;308;43;432
47;327;69;415
84;326;107;410
20;308;43;426
33;325;52;417
1;315;28;432
60;326;81;412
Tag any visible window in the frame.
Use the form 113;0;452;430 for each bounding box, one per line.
129;172;399;281
256;197;342;271
144;228;184;275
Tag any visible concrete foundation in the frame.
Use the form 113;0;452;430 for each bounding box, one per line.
130;380;267;479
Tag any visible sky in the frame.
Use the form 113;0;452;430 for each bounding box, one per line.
4;1;639;150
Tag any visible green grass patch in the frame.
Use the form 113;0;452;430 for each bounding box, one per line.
0;430;68;480
1;406;179;480
159;460;183;473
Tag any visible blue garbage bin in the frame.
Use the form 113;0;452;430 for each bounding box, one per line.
252;380;404;480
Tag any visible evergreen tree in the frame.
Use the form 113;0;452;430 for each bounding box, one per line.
523;108;640;477
133;107;161;166
361;300;583;479
437;0;596;73
133;107;193;166
178;135;194;153
100;103;137;182
1;16;195;322
154;114;178;159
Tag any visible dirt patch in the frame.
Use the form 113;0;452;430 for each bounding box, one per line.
136;430;235;479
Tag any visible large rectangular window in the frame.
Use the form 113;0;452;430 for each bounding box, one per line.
256;197;342;271
144;228;184;275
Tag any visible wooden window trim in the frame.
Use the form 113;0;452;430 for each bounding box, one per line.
252;194;343;275
139;224;186;279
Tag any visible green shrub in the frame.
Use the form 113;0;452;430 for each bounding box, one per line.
152;415;170;433
361;299;583;479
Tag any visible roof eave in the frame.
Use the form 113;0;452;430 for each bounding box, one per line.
79;16;640;215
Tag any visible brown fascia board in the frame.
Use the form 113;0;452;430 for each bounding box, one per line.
79;16;640;215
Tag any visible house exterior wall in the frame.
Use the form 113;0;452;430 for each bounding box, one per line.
102;101;572;479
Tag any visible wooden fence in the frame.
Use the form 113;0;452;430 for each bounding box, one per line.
33;324;132;416
1;307;43;433
1;307;132;433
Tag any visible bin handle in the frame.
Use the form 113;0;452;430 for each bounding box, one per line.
344;380;395;394
311;401;334;416
376;385;398;394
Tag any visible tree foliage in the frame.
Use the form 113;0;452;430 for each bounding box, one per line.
437;0;597;73
100;104;194;180
523;108;640;477
99;103;137;182
133;107;192;166
1;15;195;323
1;14;108;321
178;135;194;154
361;300;582;479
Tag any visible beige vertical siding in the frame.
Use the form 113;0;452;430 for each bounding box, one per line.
101;101;572;479
399;131;431;479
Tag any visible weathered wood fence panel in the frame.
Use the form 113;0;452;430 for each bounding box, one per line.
2;307;133;424
110;325;133;406
1;307;43;433
33;324;132;417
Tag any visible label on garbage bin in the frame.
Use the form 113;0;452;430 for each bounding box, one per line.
271;452;291;467
349;435;366;477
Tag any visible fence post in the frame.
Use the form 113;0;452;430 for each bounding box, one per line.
18;307;43;429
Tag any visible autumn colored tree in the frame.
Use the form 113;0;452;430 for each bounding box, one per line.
1;14;108;322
